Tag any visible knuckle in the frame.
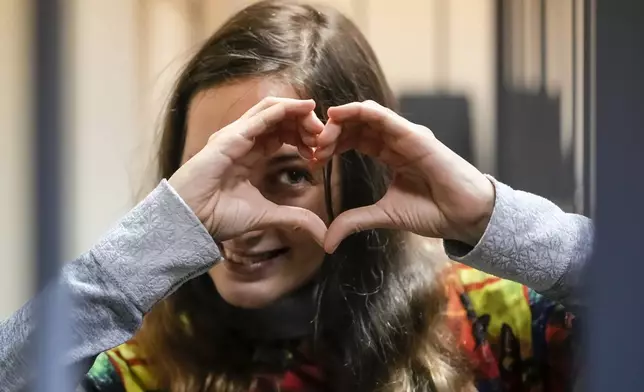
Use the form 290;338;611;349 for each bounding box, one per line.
295;211;309;226
261;96;279;106
255;113;269;129
415;124;434;137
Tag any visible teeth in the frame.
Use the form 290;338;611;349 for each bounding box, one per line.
229;256;263;265
226;249;286;265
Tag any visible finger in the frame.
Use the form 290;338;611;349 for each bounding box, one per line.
240;97;311;120
242;100;316;139
324;204;394;253
240;96;279;120
313;136;346;162
300;132;318;147
315;120;343;149
300;110;325;136
312;120;351;162
277;129;315;160
256;133;282;157
298;111;324;148
315;130;383;162
294;137;314;160
259;205;328;247
327;101;408;138
278;116;317;147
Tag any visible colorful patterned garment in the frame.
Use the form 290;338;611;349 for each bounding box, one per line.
83;265;578;391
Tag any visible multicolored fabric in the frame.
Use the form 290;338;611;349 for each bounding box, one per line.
84;265;577;391
443;265;577;392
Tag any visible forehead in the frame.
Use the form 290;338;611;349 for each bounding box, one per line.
183;78;301;161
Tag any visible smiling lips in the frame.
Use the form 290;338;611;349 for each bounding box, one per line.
225;248;290;265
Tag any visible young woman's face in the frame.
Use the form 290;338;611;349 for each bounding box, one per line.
182;78;340;309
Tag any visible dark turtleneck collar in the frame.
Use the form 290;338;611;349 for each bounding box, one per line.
210;278;319;342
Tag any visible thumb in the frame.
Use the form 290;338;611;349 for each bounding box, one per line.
260;205;328;247
324;204;393;254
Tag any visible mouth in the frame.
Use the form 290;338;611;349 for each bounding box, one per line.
225;247;290;266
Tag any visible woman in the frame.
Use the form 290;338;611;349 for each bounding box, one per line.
0;1;591;391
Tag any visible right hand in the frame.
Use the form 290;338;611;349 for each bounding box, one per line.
168;97;327;246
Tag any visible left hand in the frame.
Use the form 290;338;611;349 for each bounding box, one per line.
313;100;496;253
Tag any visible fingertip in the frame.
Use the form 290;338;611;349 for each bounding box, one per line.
324;226;345;254
326;105;344;119
323;240;336;254
297;145;314;160
301;112;324;135
327;103;360;121
327;105;342;116
287;99;315;114
312;145;333;161
300;132;318;147
308;217;328;250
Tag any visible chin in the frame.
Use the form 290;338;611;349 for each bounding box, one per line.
216;283;282;309
209;266;295;309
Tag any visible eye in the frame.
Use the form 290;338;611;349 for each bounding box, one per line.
276;168;313;186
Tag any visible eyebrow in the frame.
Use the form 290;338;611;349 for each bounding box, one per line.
267;153;303;166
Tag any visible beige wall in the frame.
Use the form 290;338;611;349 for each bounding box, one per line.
66;0;142;260
0;0;32;318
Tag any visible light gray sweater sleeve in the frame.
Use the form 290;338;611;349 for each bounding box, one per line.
444;177;593;309
0;180;222;391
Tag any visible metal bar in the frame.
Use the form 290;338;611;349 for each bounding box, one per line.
32;0;69;390
570;0;588;214
571;0;581;214
587;0;644;391
494;0;505;177
539;0;547;89
582;0;596;219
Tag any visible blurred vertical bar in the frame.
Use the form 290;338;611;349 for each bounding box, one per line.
588;0;644;391
32;0;69;390
582;0;595;218
539;0;547;88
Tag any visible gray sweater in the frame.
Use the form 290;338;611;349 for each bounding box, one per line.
0;179;593;391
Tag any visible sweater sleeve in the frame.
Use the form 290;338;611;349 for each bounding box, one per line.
0;180;222;391
444;177;593;309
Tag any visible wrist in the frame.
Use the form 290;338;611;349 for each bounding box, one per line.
454;177;495;246
457;210;492;247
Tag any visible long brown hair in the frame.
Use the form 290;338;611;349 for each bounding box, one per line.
137;1;470;391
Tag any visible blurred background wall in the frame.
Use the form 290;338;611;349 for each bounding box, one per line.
0;0;584;318
0;0;32;319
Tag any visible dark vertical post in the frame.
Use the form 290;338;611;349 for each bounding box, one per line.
494;0;505;178
582;0;596;218
571;0;579;213
32;0;69;390
587;0;644;391
539;0;547;88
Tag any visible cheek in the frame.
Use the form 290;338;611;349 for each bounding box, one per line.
269;185;331;224
275;187;328;270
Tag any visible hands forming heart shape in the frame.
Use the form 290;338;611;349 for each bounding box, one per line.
168;97;495;253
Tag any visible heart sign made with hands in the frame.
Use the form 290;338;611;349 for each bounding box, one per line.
312;100;496;253
170;98;495;252
169;97;328;246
